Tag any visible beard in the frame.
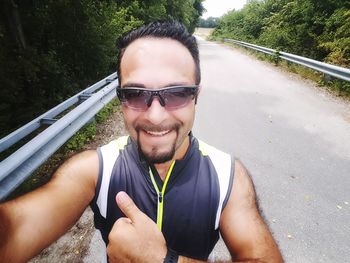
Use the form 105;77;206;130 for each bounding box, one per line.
138;137;176;164
135;123;180;164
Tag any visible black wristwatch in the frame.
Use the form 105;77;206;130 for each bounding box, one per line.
164;248;179;263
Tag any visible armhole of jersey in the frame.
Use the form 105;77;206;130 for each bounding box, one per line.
198;140;233;230
221;157;235;211
95;137;128;218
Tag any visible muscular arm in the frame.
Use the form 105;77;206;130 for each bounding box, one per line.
218;159;283;263
0;150;98;263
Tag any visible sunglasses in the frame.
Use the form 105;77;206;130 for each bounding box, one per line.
116;85;199;111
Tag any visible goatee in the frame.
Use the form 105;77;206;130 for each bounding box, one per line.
135;123;180;164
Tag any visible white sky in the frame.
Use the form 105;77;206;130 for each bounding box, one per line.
202;0;247;18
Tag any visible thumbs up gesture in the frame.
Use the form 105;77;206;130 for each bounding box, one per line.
107;191;168;263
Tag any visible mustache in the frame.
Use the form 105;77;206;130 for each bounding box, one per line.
135;123;180;133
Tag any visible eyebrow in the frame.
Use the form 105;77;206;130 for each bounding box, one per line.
122;82;145;88
122;82;191;88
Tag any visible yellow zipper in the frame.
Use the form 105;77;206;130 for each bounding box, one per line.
149;161;176;230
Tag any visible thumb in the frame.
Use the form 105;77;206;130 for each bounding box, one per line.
116;191;143;222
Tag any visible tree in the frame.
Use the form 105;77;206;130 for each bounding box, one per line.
198;17;219;28
0;0;204;137
212;0;350;62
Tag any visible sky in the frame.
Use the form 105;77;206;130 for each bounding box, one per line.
202;0;247;18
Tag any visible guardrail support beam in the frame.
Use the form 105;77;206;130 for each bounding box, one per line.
40;118;58;125
224;38;350;83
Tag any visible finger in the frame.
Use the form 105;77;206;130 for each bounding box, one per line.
116;191;143;222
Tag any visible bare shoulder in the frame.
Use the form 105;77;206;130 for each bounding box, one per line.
53;149;99;189
230;159;257;208
219;159;283;262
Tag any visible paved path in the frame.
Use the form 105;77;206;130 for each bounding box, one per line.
193;37;350;262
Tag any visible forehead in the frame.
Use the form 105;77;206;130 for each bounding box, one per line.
120;37;196;87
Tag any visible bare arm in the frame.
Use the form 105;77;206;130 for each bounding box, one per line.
218;159;283;263
0;150;98;263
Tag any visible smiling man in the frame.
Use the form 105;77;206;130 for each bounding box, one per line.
0;21;283;263
120;38;197;162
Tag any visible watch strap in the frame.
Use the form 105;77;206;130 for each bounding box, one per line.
164;248;179;263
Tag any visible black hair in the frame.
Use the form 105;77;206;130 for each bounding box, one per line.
116;20;201;85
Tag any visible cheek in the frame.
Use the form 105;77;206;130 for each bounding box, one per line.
122;108;138;131
174;105;195;129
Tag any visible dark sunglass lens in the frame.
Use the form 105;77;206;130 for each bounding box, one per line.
122;89;149;110
163;88;196;109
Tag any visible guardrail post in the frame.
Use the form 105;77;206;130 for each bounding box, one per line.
273;51;280;66
323;74;332;82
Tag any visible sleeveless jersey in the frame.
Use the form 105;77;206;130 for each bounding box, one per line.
90;135;234;260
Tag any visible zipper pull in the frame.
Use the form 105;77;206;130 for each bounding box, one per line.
158;192;163;203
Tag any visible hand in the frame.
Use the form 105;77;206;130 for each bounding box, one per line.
107;191;167;263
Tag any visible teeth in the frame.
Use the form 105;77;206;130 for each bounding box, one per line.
146;130;170;136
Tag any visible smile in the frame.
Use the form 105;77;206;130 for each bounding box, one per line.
144;130;171;136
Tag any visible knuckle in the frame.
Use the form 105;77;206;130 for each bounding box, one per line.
108;217;131;241
124;200;136;213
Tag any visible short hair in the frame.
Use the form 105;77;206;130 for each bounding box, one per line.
116;20;201;85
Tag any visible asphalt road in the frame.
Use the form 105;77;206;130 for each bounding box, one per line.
193;37;350;262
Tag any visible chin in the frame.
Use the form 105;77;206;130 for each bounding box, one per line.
141;147;176;164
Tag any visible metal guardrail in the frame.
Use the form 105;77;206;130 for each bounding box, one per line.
0;73;119;201
224;39;350;83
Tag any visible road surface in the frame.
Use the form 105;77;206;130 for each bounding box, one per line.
193;37;350;262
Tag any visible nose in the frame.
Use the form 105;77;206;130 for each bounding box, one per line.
144;97;168;125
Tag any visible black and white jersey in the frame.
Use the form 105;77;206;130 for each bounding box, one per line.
91;134;234;261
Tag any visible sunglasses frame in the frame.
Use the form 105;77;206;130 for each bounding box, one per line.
116;85;200;111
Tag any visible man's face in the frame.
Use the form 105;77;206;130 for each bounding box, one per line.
120;37;197;163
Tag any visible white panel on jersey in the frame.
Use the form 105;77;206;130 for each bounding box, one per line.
198;140;232;229
96;139;121;218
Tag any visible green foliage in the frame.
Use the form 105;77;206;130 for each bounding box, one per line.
64;121;97;151
211;0;350;95
319;9;350;67
64;98;119;152
0;0;204;138
95;99;120;123
0;0;205;197
198;17;219;28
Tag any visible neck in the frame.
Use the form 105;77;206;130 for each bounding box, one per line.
154;135;190;180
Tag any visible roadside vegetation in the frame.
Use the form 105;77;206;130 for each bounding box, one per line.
198;17;219;28
1;0;204;197
210;0;350;96
0;0;204;138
